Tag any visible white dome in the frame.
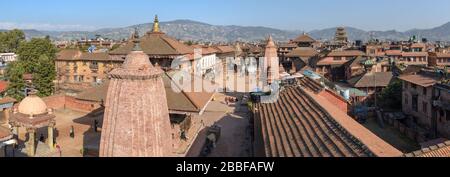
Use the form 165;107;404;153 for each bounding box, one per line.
18;95;48;115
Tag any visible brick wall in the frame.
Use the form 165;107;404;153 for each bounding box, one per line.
41;94;100;112
318;89;349;113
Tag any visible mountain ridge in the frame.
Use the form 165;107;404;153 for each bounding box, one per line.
3;20;450;43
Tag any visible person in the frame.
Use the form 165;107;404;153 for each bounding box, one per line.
39;133;45;142
70;126;75;138
93;120;98;132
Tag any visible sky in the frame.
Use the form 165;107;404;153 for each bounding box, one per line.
2;0;450;31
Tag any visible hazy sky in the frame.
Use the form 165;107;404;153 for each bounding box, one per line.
2;0;450;31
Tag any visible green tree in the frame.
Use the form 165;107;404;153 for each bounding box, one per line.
33;55;56;97
17;37;57;73
5;61;26;100
0;29;25;53
377;79;402;110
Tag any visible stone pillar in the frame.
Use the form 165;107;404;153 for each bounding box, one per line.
27;128;36;157
14;126;19;138
48;123;55;150
4;108;11;126
0;146;5;157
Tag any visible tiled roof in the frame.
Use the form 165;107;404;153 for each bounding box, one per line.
385;50;402;56
436;53;450;58
0;126;12;142
278;43;297;48
212;45;235;54
0;96;16;105
293;34;316;43
285;47;318;57
401;52;428;57
254;85;402;157
410;43;426;48
163;70;216;113
57;49;121;61
404;141;450;157
0;80;8;93
56;49;82;60
110;32;194;56
349;72;393;88
316;57;352;66
192;45;219;55
398;74;440;87
327;50;365;57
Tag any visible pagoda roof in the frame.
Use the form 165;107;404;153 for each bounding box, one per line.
110;32;194;56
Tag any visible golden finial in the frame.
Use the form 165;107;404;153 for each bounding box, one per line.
152;15;160;32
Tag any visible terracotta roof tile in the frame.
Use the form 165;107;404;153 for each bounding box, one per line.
110;32;194;56
350;72;393;88
0;126;12;142
285;47;318;57
385;50;402;56
293;34;316;43
0;81;8;93
402;52;428;57
398;74;440;87
254;85;402;157
327;50;365;57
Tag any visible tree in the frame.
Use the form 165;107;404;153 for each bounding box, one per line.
17;37;57;73
33;55;56;97
0;29;25;53
5;61;26;100
377;79;402;110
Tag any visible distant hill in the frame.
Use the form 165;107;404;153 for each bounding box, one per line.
3;20;450;43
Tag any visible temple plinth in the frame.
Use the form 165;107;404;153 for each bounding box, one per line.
99;29;173;157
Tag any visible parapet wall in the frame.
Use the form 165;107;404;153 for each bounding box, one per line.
42;94;100;112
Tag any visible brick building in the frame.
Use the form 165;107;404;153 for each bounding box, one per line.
55;49;122;84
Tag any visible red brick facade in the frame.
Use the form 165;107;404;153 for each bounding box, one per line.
41;94;100;112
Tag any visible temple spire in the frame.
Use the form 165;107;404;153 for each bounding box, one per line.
132;28;142;51
152;15;160;32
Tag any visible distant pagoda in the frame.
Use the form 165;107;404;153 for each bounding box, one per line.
334;27;348;44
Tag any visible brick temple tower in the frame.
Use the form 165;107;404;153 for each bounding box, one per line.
99;29;173;157
264;35;279;84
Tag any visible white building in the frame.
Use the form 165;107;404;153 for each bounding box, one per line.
0;53;17;63
194;46;218;76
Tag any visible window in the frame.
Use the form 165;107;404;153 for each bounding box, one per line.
422;102;428;114
404;95;408;105
447;110;450;121
412;95;418;112
80;75;84;82
423;87;427;96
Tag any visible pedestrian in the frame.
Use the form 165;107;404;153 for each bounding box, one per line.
70;126;75;138
94;120;98;132
39;133;45;142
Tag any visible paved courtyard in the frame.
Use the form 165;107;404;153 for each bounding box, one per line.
8;108;102;157
186;92;253;157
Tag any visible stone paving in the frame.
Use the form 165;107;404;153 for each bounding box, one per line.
7;108;102;157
